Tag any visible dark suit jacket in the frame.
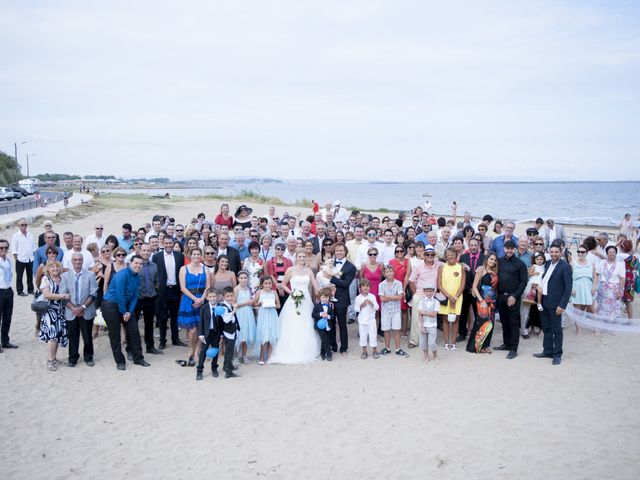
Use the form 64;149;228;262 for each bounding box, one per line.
312;301;335;328
329;260;356;309
311;235;328;255
152;250;185;295
198;301;222;338
541;260;573;309
459;252;485;290
219;247;241;275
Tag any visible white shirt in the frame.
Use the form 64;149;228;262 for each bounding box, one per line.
284;250;297;263
548;227;557;245
163;251;177;286
10;230;35;262
354;293;378;325
62;249;95;271
83;234;106;250
540;261;559;296
418;297;440;328
145;230;161;242
377;242;397;265
0;256;12;289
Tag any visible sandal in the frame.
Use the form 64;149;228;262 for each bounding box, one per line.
444;344;450;350
47;360;57;371
361;352;368;359
175;360;188;367
372;352;380;359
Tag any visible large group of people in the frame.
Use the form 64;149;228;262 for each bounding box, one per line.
0;202;638;376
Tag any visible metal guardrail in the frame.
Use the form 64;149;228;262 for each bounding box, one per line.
0;191;73;215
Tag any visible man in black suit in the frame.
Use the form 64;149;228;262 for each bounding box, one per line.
312;288;336;361
534;243;572;365
152;236;186;349
311;222;329;255
457;238;485;342
328;243;356;355
216;232;241;275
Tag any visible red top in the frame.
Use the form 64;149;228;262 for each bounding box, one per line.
215;214;233;228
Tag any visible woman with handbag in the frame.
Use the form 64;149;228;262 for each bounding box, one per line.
38;261;71;371
33;245;61;335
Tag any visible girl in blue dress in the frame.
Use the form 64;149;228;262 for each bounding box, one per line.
253;275;281;365
177;247;210;366
234;271;256;364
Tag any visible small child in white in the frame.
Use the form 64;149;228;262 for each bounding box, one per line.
354;278;379;359
418;284;440;364
316;257;339;301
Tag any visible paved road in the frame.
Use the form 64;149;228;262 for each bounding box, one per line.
0;191;66;215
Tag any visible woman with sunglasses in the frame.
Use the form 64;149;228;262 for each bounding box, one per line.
33;246;62;335
360;247;383;331
320;238;334;263
389;245;412;339
570;244;596;326
267;242;293;313
202;247;218;280
38;261;71;371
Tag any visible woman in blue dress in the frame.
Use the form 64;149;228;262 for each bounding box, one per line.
177;247;210;366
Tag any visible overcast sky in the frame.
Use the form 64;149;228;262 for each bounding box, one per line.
1;1;639;181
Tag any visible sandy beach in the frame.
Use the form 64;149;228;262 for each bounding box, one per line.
1;194;639;479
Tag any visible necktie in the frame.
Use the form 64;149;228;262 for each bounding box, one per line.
143;264;151;293
471;254;477;271
75;272;81;304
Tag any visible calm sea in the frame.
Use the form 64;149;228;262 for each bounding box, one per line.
103;181;639;227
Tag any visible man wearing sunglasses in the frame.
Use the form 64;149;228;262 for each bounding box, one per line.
10;218;36;297
83;223;106;250
0;239;15;350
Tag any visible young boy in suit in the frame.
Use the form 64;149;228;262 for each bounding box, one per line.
196;288;222;381
312;287;335;361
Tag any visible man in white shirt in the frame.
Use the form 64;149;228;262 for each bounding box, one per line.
62;231;74;253
83;223;106;250
145;218;163;242
0;239;15;349
10;218;36;296
284;237;298;263
377;229;397;264
300;221;312;242
62;235;95;271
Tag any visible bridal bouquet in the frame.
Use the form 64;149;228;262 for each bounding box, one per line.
291;289;304;315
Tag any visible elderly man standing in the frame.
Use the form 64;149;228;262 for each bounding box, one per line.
492;221;519;258
63;235;95;271
495;240;528;359
543;219;567;250
83;223;106;250
10;218;36;297
38;220;60;247
102;255;150;370
60;253;99;367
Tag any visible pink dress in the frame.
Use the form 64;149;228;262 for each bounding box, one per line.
362;264;382;309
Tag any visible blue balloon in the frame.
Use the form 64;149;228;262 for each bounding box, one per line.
206;347;219;358
317;319;327;330
214;306;226;316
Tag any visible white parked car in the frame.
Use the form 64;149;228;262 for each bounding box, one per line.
0;187;15;201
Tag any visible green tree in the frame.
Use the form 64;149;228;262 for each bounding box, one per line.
0;151;23;185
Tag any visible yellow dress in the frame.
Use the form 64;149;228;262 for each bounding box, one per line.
440;263;463;315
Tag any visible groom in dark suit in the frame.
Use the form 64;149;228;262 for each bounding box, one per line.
153;237;186;349
328;243;356;355
534;243;572;365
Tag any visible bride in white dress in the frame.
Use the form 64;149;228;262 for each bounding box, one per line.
270;250;321;364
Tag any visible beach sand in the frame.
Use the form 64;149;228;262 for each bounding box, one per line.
1;195;638;479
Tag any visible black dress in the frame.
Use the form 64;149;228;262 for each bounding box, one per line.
466;272;497;353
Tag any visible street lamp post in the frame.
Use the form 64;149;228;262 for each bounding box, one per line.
26;154;36;178
14;141;27;175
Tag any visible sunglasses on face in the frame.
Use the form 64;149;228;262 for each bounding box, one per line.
425;253;435;257
0;246;8;250
534;242;544;246
368;253;377;256
395;250;404;254
19;224;27;227
205;252;215;255
100;250;110;254
577;250;587;254
116;253;126;257
176;229;184;232
96;227;104;230
47;251;56;255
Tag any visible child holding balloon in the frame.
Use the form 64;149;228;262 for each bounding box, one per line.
196;288;224;381
312;288;335;361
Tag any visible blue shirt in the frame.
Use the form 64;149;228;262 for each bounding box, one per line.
516;250;532;267
415;232;429;245
33;245;64;275
104;266;140;315
118;235;134;253
236;245;250;262
492;234;519;258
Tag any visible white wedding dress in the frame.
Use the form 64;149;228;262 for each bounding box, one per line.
269;275;320;364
